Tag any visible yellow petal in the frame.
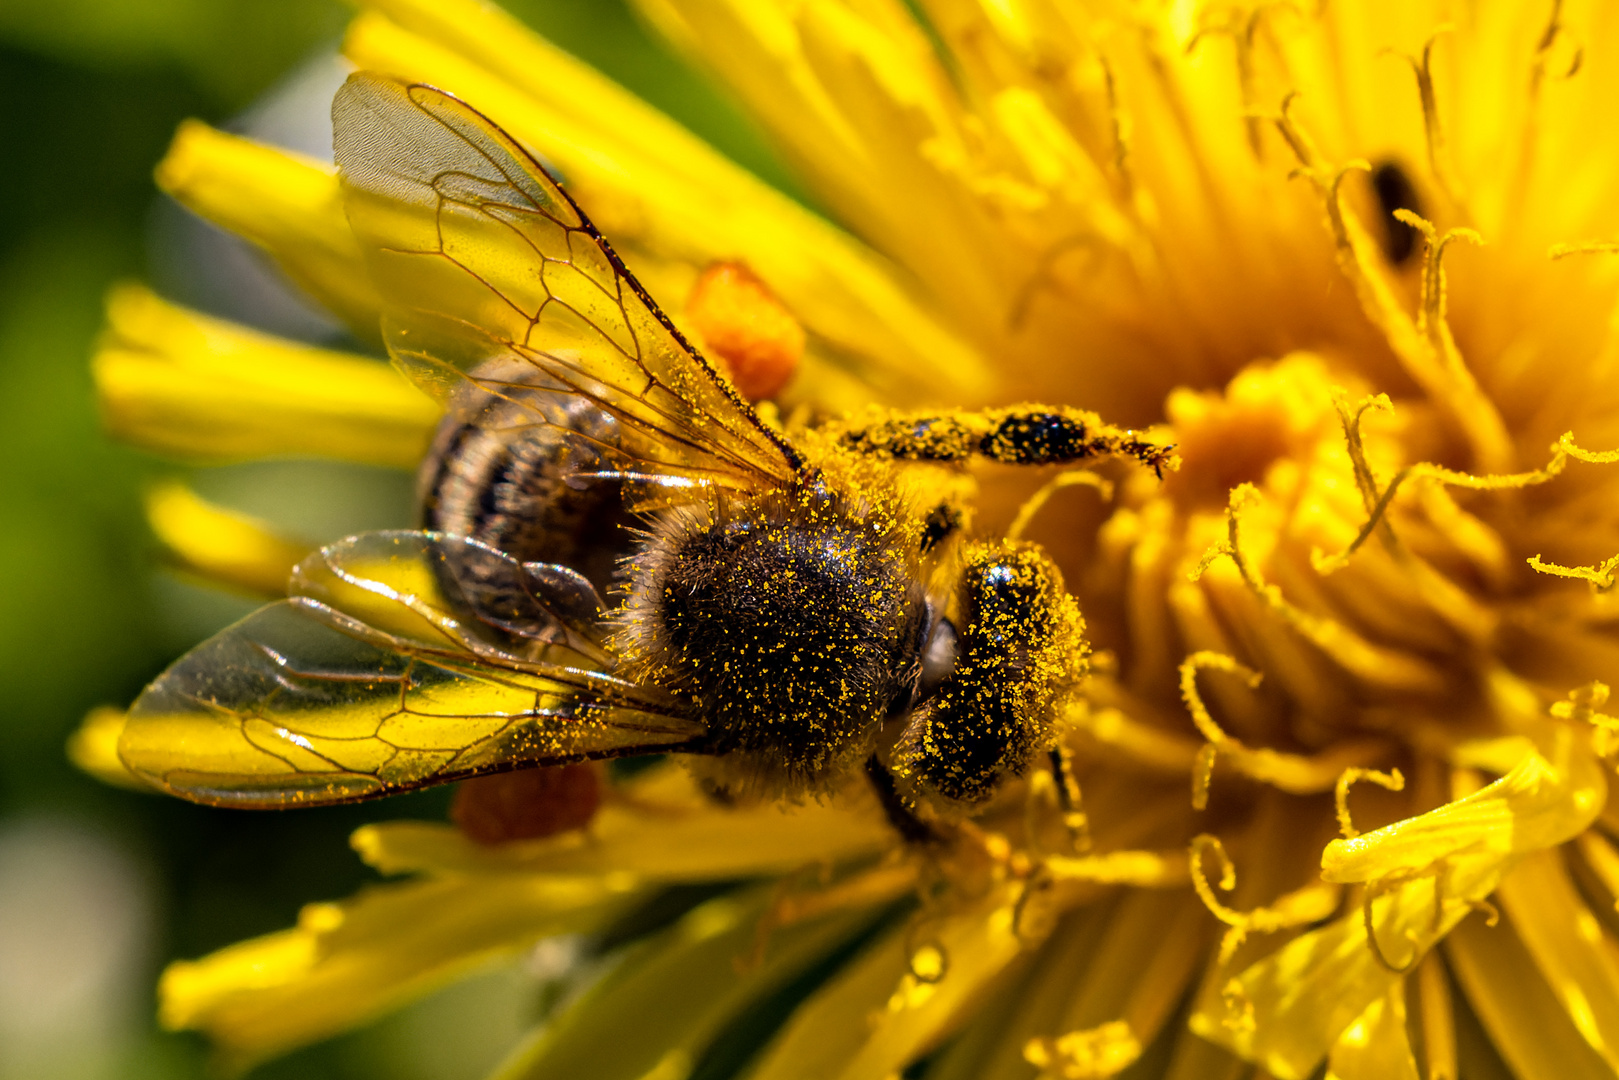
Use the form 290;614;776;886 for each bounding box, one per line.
351;779;890;882
146;481;310;597
1446;908;1616;1080
1194;729;1605;1078
945;889;1205;1080
1158;1029;1249;1080
161;873;645;1071
1320;730;1605;886
344;2;987;404
633;0;1235;420
362;0;753;191
1495;847;1619;1071
93;283;439;466
795;0;1005;328
748;880;1028;1080
632;0;872;195
1043;889;1207;1055
156;120;382;340
65;707;153;791
639;0;987;317
923;898;1119;1080
1189;896;1425;1080
490;886;881;1080
1323;984;1420;1080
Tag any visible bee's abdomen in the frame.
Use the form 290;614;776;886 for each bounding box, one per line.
623;508;924;793
418;387;634;596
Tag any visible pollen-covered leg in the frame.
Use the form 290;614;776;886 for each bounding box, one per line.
838;405;1179;477
864;755;938;844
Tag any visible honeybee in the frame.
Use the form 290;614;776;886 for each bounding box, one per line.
117;74;1175;838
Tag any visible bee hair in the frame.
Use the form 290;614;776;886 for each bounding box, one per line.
611;485;928;798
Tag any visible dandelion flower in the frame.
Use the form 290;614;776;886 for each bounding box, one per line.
76;0;1619;1077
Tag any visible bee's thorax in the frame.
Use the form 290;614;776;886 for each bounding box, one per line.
612;489;927;796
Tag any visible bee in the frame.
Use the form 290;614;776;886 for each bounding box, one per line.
116;74;1175;839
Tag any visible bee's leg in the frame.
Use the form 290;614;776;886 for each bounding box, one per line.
920;501;964;553
1048;745;1091;853
840;405;1177;478
864;755;938;844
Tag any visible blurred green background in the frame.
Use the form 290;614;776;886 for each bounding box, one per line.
0;2;788;1076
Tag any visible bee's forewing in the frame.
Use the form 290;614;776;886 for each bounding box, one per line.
119;533;706;808
332;72;802;494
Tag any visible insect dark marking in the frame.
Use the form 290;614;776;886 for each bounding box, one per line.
419;375;638;632
983;412;1089;463
920;503;961;553
1371;160;1424;266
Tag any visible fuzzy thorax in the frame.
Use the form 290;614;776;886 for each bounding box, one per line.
610;473;929;798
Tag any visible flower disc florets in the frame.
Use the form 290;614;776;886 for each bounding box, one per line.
72;1;1619;1078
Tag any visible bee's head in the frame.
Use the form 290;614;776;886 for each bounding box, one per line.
892;540;1088;809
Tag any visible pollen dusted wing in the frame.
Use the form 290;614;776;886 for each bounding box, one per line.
332;72;799;497
118;533;706;808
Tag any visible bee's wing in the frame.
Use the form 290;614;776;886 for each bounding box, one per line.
290;530;612;661
118;532;706;808
332;72;803;499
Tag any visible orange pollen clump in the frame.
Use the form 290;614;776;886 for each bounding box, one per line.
450;762;602;844
685;261;804;401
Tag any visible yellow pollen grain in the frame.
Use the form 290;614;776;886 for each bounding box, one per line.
1023;1019;1141;1080
1222;979;1257;1036
1550;682;1619;759
908;942;946;983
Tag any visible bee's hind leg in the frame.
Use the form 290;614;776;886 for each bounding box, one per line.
864;755;938;844
839;405;1177;478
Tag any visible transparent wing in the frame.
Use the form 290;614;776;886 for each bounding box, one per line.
119;532;706;808
291;531;611;663
332;72;802;499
